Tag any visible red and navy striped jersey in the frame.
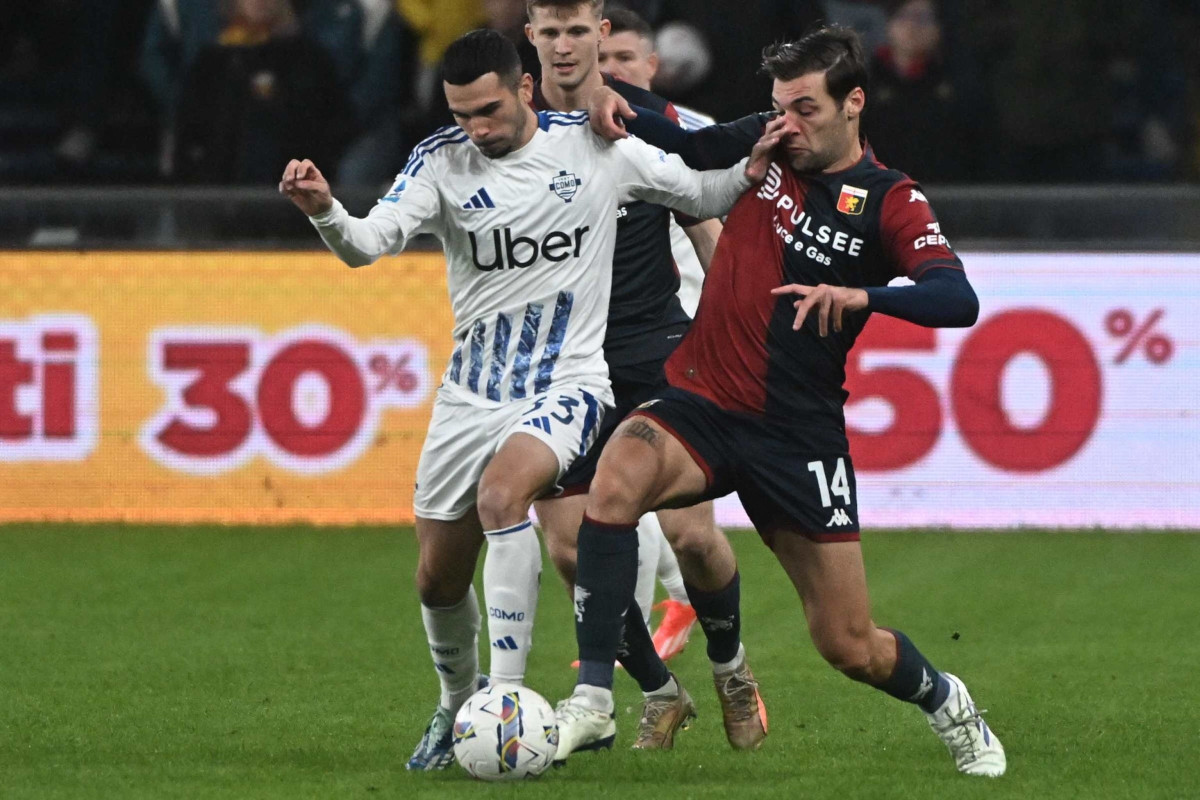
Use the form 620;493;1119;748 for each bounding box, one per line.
532;75;692;368
665;145;962;421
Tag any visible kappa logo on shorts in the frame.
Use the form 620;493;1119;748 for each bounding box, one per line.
825;508;854;527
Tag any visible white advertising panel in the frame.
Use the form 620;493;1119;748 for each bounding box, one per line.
713;253;1200;529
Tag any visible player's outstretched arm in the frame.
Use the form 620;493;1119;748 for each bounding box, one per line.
279;159;333;217
588;85;768;170
616;115;785;222
771;268;979;336
282;158;441;268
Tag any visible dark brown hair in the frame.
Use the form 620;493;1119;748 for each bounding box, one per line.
605;7;652;40
443;29;522;89
760;25;868;107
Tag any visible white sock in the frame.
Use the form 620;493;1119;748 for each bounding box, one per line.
420;586;481;714
572;682;614;714
655;528;690;605
644;673;679;699
713;642;747;675
633;514;662;626
482;519;541;685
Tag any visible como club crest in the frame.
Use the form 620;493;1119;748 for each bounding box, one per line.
549;170;583;203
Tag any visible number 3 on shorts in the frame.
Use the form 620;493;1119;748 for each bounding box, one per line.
807;458;851;508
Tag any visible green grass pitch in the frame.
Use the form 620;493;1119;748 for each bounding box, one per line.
2;524;1197;799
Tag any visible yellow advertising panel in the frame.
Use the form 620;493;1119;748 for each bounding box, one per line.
0;251;452;524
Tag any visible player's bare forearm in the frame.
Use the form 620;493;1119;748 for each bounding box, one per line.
682;218;723;272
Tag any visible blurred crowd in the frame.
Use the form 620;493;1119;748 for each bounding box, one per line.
2;0;1198;187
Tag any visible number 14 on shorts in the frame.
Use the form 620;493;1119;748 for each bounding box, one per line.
808;458;854;527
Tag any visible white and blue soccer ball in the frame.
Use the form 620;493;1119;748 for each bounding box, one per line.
452;683;558;780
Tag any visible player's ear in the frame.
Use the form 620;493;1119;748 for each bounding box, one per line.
647;51;659;82
844;87;866;121
598;18;611;40
524;22;535;44
518;72;534;105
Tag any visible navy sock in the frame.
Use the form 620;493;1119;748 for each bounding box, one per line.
575;516;639;691
616;604;672;693
875;628;950;713
685;570;742;664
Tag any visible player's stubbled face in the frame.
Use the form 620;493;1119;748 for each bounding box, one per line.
598;30;654;90
446;72;532;159
771;73;857;174
527;5;606;91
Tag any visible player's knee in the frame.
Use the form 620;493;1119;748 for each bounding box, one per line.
544;534;578;585
666;526;715;564
416;563;468;608
814;631;875;681
588;467;651;523
475;480;526;530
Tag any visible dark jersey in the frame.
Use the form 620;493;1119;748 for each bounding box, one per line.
665;145;963;422
532;75;692;368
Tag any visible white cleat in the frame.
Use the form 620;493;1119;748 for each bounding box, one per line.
924;673;1006;777
552;694;617;765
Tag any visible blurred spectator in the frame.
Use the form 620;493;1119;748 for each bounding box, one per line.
395;0;485;109
172;0;356;183
822;1;889;55
143;0;413;183
2;0;157;182
483;0;541;79
139;0;222;176
864;0;979;181
645;1;825;119
957;0;1186;182
825;0;892;54
301;1;419;185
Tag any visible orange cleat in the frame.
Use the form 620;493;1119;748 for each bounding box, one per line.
651;600;697;662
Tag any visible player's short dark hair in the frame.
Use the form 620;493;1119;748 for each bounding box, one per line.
760;26;868;107
443;29;522;90
526;0;604;19
605;7;653;40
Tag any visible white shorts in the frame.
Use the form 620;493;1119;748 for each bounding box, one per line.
413;385;607;521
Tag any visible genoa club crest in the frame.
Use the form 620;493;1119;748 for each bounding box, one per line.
837;184;868;215
549;170;583;203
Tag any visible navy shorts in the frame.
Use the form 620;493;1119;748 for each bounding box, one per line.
630;386;861;543
557;358;669;495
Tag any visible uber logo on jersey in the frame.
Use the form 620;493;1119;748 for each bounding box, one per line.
469;226;591;271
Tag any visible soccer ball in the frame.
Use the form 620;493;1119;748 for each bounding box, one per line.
452;683;558;780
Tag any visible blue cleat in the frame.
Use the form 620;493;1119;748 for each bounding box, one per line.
406;674;491;771
406;706;455;771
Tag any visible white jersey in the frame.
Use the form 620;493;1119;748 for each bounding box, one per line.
670;104;718;317
310;110;750;407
